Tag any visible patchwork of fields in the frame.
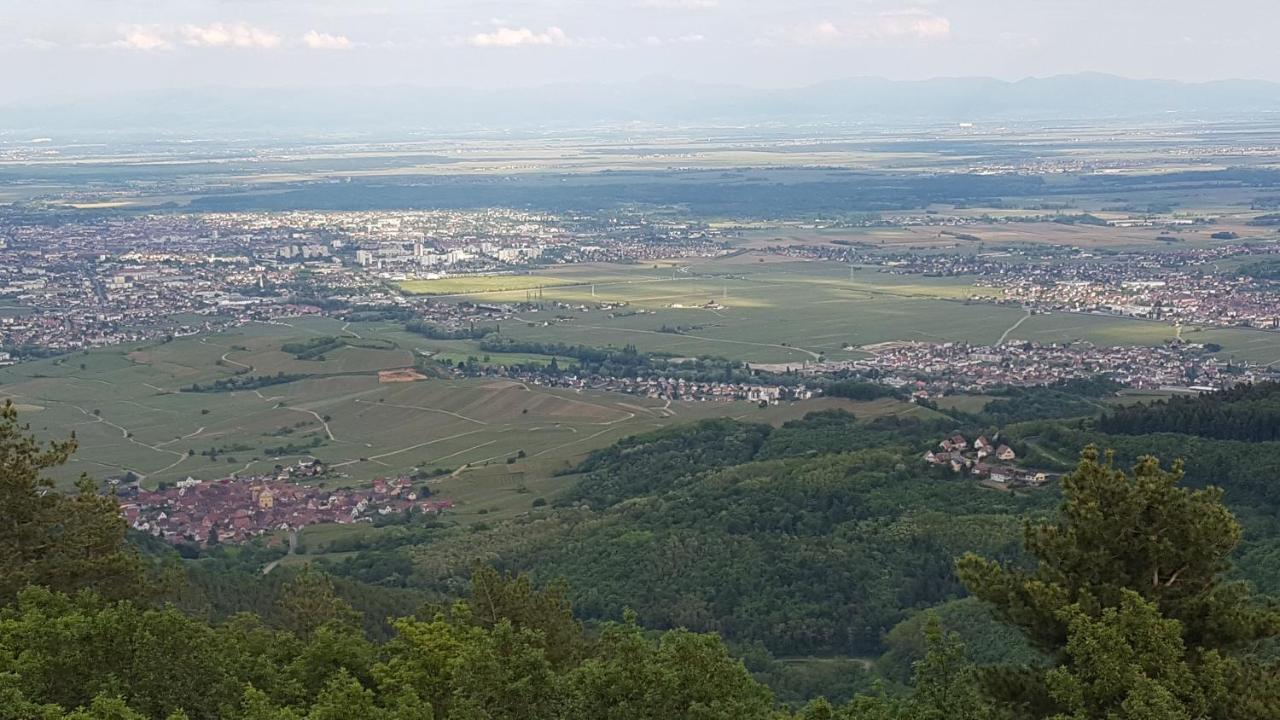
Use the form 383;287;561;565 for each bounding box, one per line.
0;315;937;509
411;257;1280;365
8;254;1280;530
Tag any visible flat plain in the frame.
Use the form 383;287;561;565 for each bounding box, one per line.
417;256;1280;365
9;251;1280;520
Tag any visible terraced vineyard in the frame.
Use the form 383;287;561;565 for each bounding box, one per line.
0;315;936;528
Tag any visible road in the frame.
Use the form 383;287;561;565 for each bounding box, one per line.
997;307;1033;345
262;529;298;575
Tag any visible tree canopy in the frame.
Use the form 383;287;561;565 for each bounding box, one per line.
957;447;1280;718
2;398;1279;718
0;400;150;604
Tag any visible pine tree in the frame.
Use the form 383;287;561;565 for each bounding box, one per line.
0;401;148;604
464;565;587;668
956;447;1280;718
276;567;362;639
903;616;1001;720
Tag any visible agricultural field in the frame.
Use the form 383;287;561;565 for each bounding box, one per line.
8;254;1280;530
744;219;1279;254
399;275;575;296
0;315;932;510
421;256;1280;366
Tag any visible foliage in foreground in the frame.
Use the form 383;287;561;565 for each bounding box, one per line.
959;447;1280;719
3;399;1280;718
0;401;152;605
0;575;778;720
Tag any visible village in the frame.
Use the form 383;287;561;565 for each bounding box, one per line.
116;461;453;545
981;271;1280;330
770;339;1277;396
780;238;1280;332
513;371;814;404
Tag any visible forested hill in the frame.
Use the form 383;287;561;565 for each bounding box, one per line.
1006;381;1280;513
408;411;1048;663
391;385;1280;689
1003;382;1280;597
4;394;1280;718
561;418;772;508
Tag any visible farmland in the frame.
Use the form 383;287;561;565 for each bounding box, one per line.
418;256;1280;365
0;315;937;512
8;248;1280;516
399;275;575;296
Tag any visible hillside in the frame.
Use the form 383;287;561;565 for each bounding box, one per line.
312;384;1280;693
323;410;1048;679
3;390;1279;717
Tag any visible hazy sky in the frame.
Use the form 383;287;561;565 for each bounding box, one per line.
3;0;1277;102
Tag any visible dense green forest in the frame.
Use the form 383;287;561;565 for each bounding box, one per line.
183;167;1280;218
320;385;1280;696
3;378;1280;717
1097;381;1280;441
976;377;1121;425
376;412;1041;664
280;337;399;361
471;339;780;387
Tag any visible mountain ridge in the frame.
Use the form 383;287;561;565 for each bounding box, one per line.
5;73;1280;136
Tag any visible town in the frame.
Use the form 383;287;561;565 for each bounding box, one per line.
424;332;1280;403
780;237;1280;331
0;210;726;359
845;339;1275;396
117;463;453;545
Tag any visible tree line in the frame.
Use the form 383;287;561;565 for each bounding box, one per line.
186;372;306;394
1097;381;1280;442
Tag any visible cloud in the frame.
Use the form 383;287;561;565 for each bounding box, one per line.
179;23;282;49
107;24;349;52
113;26;173;52
852;10;951;42
301;30;352;50
22;38;60;51
791;10;951;45
642;34;707;46
468;26;570;48
998;32;1041;51
638;0;719;8
795;20;842;45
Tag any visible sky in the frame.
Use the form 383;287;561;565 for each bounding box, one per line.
2;0;1278;102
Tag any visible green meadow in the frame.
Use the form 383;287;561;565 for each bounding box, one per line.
417;257;1280;365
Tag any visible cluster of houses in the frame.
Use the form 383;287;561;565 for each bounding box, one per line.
118;472;453;545
460;363;816;405
923;434;1052;489
273;458;329;482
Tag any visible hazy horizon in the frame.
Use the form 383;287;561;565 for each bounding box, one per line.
4;0;1280;104
7;72;1280;138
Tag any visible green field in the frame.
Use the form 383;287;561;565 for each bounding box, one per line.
9;256;1280;527
0;317;934;522
399;275;574;296
417;257;1280;365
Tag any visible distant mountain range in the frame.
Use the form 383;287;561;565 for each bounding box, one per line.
5;74;1280;137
